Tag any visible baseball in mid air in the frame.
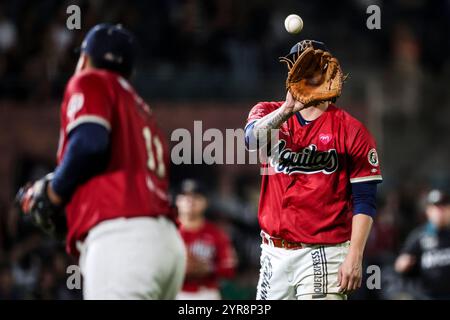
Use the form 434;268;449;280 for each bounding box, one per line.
284;14;303;34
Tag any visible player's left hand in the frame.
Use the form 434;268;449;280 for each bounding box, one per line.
338;251;363;294
16;173;67;241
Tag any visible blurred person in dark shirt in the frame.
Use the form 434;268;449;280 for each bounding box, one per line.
0;263;22;299
395;189;450;299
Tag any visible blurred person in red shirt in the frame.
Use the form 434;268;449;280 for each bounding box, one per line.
176;179;237;300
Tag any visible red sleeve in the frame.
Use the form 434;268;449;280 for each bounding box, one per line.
245;102;281;127
64;72;113;134
346;123;383;183
214;228;237;279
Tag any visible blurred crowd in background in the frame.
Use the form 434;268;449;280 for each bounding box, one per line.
1;0;450;299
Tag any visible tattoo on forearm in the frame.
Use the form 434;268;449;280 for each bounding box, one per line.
255;109;288;131
252;108;291;148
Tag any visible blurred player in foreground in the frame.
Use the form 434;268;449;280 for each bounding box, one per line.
176;179;237;300
245;40;382;300
395;189;450;299
16;23;186;299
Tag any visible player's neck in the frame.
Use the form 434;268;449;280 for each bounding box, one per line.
299;101;329;122
181;216;205;231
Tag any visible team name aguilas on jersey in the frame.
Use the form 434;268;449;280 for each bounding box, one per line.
269;140;338;175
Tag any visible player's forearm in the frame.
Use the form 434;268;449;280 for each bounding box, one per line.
348;214;373;258
253;104;293;132
249;104;293;149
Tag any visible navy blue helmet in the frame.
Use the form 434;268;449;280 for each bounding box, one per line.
81;23;137;77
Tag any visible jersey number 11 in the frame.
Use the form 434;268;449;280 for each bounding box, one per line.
142;127;166;178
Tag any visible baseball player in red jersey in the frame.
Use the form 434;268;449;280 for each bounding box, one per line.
17;24;186;299
245;40;382;300
175;179;237;300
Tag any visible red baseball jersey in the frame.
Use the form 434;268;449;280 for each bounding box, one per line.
180;222;237;292
246;102;382;244
57;69;173;255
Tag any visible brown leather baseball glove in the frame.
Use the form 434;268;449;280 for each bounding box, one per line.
280;45;345;107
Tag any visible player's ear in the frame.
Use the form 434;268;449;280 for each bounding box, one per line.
74;53;89;74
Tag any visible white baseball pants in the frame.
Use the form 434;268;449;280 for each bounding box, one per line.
256;237;349;300
78;216;186;300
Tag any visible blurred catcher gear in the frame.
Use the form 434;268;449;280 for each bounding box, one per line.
280;40;345;107
16;173;67;241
